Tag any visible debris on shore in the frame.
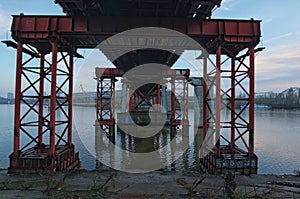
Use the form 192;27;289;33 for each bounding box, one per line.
0;169;299;198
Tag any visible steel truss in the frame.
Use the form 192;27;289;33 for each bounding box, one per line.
9;42;79;173
202;45;257;175
128;84;161;113
96;74;116;142
95;68;190;128
170;73;189;127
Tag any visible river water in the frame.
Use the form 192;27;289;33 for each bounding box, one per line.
0;104;299;175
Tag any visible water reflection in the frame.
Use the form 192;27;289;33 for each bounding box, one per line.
0;105;299;174
94;121;203;172
255;109;300;175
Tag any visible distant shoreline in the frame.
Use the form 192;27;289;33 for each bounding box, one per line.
250;104;300;110
2;102;300;110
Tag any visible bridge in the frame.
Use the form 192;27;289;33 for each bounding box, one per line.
3;0;261;174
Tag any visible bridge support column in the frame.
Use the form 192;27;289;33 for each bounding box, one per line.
9;42;80;173
201;46;258;175
170;70;190;128
96;74;116;144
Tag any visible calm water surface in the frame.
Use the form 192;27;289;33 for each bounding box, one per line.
0;104;299;175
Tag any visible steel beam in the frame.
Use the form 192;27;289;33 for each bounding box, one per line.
215;45;221;156
11;15;261;54
202;55;208;139
49;42;57;156
68;55;74;146
249;46;255;154
230;57;236;151
38;54;45;145
13;42;23;157
11;16;260;39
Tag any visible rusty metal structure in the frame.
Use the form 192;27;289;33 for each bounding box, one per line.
3;0;261;174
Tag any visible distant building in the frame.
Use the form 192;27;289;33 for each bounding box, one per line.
7;92;14;100
7;92;14;104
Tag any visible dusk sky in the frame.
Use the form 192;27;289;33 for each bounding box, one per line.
0;0;300;97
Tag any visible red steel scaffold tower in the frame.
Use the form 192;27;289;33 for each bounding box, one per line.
3;40;80;173
201;43;263;174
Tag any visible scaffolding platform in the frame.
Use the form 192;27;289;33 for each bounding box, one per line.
201;146;258;175
9;145;79;173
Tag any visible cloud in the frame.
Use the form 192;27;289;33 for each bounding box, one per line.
263;32;300;44
263;18;273;24
0;5;11;36
219;0;236;11
255;40;300;92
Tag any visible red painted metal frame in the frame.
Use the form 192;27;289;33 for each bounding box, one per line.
95;68;119;124
169;69;190;127
11;16;261;40
96;77;116;126
129;84;159;112
95;68;190;127
38;54;45;146
9;42;79;173
95;69;117;143
202;45;258;175
249;47;255;154
202;55;208;139
8;13;261;173
13;43;22;158
49;42;57;157
170;77;189;126
10;15;261;54
125;80;166;113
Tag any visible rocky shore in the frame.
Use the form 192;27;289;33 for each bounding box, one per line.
0;169;299;198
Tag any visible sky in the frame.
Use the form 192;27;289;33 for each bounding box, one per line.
0;0;300;97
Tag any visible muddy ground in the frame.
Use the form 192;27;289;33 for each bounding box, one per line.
0;169;299;198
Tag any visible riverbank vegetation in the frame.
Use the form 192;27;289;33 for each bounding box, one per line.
255;88;300;109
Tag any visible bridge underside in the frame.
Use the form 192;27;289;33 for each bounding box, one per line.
5;1;261;174
56;0;221;19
